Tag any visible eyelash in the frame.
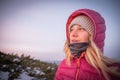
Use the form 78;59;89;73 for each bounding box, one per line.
70;28;85;32
79;28;85;31
70;29;73;32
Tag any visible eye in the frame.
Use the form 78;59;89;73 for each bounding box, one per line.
78;28;86;31
70;28;73;32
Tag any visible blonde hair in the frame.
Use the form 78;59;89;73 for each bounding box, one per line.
64;34;120;80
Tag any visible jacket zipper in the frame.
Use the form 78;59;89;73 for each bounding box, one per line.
75;59;80;80
75;52;85;80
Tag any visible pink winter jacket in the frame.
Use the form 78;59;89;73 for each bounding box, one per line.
54;52;105;80
54;9;106;80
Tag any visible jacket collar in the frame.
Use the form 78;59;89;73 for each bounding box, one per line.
72;51;86;62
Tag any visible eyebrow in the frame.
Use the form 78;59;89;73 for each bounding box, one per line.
70;25;82;29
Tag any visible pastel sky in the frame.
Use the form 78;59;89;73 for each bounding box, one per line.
0;0;120;61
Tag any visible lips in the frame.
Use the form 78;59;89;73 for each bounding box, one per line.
71;40;79;43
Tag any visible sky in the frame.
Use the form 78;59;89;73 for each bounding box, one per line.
0;0;120;61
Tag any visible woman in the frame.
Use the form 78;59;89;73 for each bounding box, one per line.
54;9;120;80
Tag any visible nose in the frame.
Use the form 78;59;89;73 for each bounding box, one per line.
71;30;78;37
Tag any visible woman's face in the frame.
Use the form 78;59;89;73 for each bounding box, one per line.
70;24;89;43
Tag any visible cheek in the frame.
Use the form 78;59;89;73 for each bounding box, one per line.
69;33;72;39
78;33;89;42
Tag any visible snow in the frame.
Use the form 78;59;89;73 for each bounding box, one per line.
14;72;35;80
0;71;9;80
0;52;54;80
40;71;45;75
51;67;54;70
0;70;46;80
33;67;45;75
13;58;20;62
14;71;46;80
47;66;54;70
34;68;41;75
26;67;31;70
11;69;14;72
3;65;7;68
47;66;51;70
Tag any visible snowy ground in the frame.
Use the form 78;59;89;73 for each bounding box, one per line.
0;52;57;80
0;71;9;80
0;71;47;80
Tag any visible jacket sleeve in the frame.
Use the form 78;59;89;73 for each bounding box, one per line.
54;60;64;80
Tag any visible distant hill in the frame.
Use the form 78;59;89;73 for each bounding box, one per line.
0;51;58;80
